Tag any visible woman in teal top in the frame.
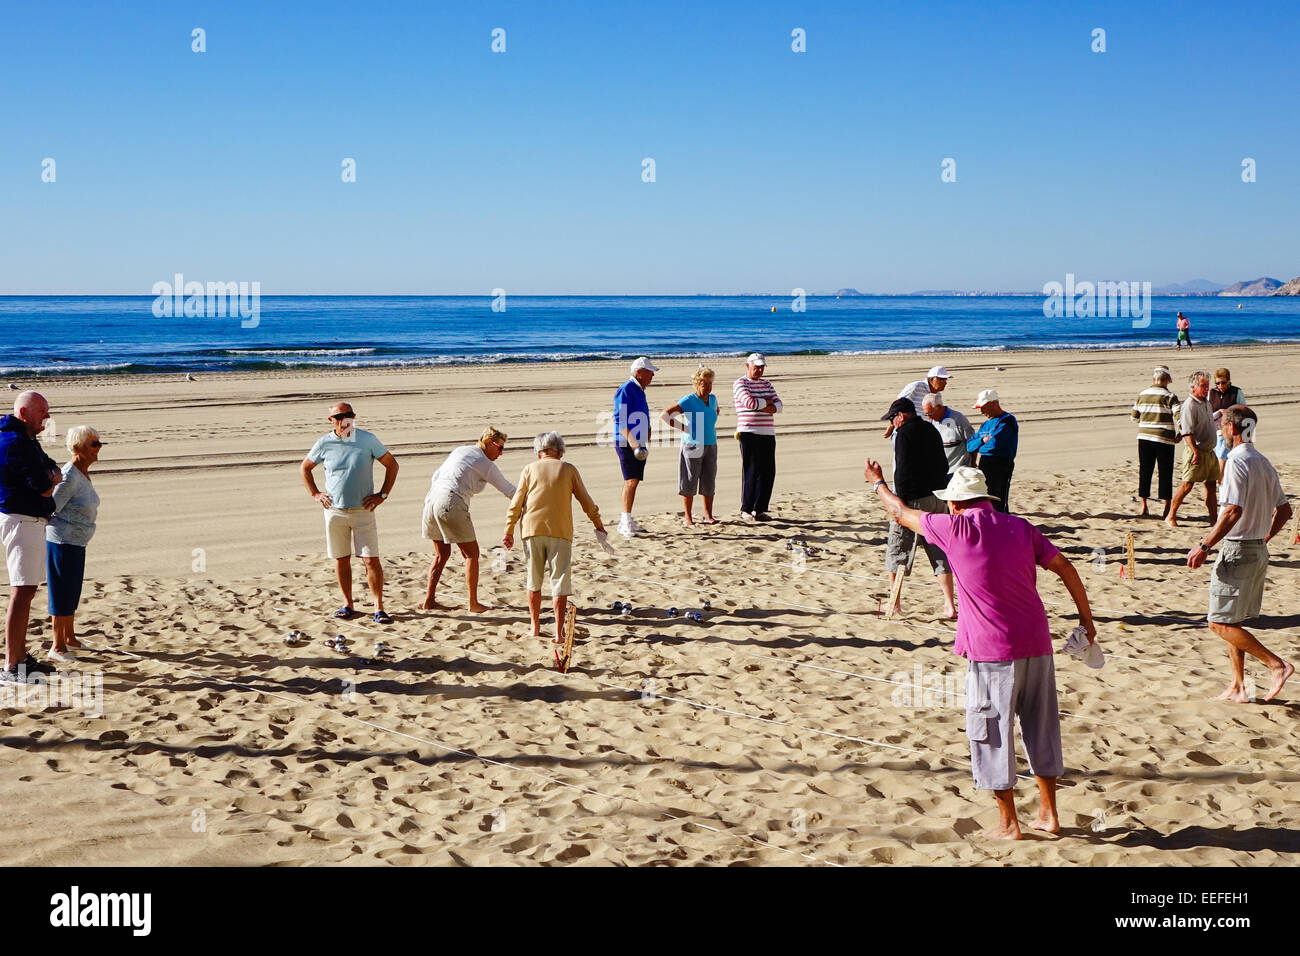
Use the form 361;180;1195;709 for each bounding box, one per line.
662;366;719;526
46;425;104;662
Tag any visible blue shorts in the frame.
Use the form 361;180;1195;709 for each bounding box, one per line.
617;444;646;481
47;541;87;616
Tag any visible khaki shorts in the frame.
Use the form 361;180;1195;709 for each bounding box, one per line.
324;508;380;559
1208;539;1268;625
523;535;572;597
422;492;476;544
1180;447;1221;484
1;513;48;586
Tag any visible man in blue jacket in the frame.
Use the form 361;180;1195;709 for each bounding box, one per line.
0;391;62;684
967;389;1019;513
613;357;657;537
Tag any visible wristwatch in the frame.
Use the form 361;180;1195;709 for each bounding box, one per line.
380;492;389;500
1198;542;1210;553
872;480;887;490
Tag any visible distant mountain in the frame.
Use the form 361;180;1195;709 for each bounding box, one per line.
833;288;864;296
1219;277;1283;296
1272;276;1300;296
1153;279;1226;295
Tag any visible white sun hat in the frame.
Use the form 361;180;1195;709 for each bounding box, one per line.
631;356;659;373
927;365;951;379
746;352;767;366
972;388;999;409
933;465;1000;502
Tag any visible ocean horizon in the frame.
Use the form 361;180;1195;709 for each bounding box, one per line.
5;294;1299;377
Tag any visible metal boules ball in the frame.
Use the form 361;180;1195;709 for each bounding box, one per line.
633;446;649;461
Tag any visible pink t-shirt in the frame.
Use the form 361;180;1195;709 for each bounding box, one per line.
920;502;1059;661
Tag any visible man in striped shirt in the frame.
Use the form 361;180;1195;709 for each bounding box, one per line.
733;353;783;521
1132;366;1182;517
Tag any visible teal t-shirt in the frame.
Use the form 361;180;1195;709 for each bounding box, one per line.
678;392;719;445
308;428;389;508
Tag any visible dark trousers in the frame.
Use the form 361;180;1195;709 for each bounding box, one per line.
1137;440;1175;501
979;456;1015;513
738;432;776;514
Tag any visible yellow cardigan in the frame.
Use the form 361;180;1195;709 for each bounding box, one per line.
504;457;602;541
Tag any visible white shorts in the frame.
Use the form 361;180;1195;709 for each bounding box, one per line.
1;513;48;586
421;492;476;544
324;508;380;559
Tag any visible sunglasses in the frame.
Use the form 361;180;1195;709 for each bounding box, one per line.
330;412;357;421
90;441;105;448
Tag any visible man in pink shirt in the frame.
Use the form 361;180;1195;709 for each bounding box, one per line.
864;461;1097;840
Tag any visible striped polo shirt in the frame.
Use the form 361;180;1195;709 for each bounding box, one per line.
733;376;783;435
1132;386;1182;444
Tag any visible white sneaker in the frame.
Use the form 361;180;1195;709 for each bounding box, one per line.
618;520;637;538
48;648;78;664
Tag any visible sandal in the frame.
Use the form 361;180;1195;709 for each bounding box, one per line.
334;606;355;619
372;610;393;624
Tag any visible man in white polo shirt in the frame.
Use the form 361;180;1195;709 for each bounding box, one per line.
1186;405;1293;702
301;401;399;623
883;366;951;441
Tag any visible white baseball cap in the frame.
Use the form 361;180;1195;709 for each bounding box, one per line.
927;365;951;379
973;388;999;408
746;352;767;366
933;465;1000;502
631;356;659;374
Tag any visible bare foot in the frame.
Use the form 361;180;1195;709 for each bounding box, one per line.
977;823;1022;840
1263;660;1294;701
1138;502;1149;517
1215;685;1249;702
682;518;695;527
1164;515;1179;529
702;515;717;524
421;598;456;611
468;602;493;613
1029;811;1060;834
942;604;957;620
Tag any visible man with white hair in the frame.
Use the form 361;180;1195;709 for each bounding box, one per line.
1166;371;1219;528
1186;405;1293;702
0;391;62;683
613;357;658;537
922;392;974;480
1131;365;1181;518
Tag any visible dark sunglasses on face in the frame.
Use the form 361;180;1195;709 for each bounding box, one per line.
330;412;357;421
90;441;104;448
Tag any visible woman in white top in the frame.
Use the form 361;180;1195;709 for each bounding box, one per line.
421;426;516;612
46;425;105;663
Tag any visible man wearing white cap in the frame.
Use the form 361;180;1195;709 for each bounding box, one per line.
967;389;1018;513
1132;365;1181;519
863;460;1097;840
883;366;951;441
613;357;658;537
733;353;783;521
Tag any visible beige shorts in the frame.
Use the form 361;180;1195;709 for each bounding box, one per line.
324;508;379;559
421;493;476;544
1;513;48;586
1208;539;1268;625
1180;447;1221;484
523;535;572;596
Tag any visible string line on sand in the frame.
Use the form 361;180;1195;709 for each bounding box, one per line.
106;641;833;866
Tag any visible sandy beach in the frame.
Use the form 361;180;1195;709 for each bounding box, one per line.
2;345;1298;865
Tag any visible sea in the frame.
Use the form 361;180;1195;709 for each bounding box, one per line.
2;295;1299;377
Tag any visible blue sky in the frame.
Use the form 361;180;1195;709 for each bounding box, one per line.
3;0;1298;293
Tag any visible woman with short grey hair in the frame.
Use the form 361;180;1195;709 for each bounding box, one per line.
46;425;105;662
533;431;566;455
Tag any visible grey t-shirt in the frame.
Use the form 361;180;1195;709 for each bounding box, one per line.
1179;396;1215;450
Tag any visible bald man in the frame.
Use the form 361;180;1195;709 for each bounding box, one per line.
0;392;62;683
301;402;399;623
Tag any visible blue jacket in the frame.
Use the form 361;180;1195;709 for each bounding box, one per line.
967;412;1018;460
0;414;58;518
613;379;650;446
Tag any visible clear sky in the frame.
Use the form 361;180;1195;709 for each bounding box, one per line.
3;0;1298;294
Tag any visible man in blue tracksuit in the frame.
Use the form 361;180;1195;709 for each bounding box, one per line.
967;388;1019;513
1;391;62;683
613;357;658;537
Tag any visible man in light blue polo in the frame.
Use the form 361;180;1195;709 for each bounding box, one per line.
301;401;399;623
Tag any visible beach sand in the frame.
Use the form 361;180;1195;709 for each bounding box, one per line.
2;346;1298;865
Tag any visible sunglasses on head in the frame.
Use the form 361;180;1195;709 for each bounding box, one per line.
330;412;357;421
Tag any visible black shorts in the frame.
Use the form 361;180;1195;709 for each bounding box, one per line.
617;445;646;480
